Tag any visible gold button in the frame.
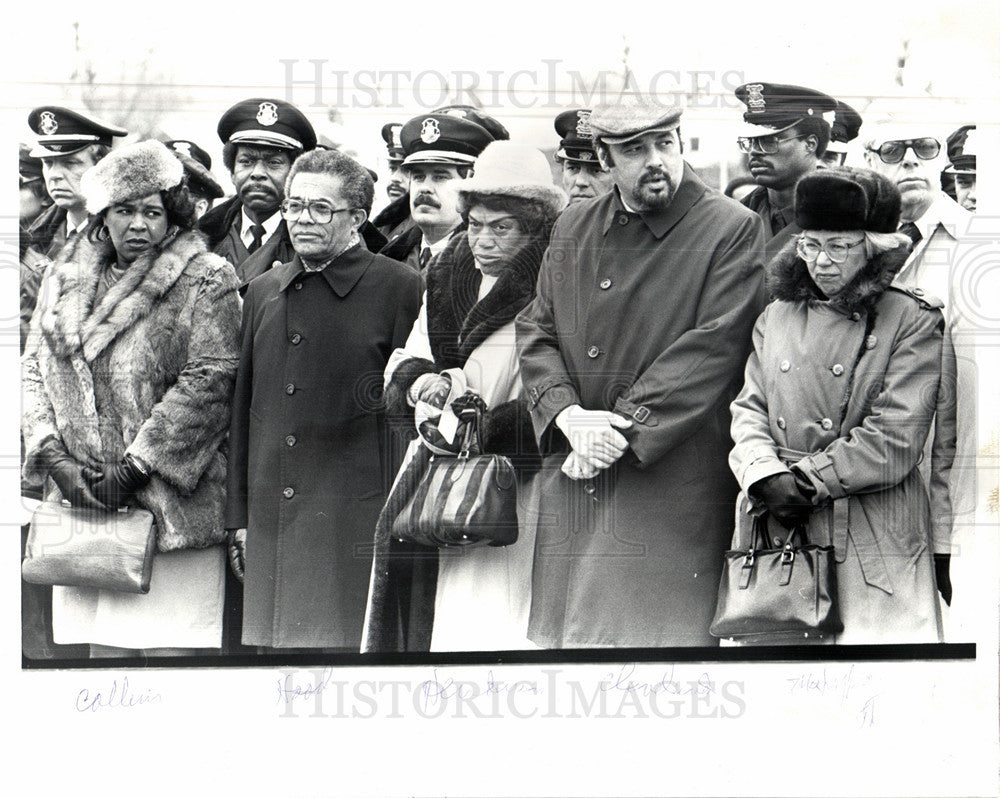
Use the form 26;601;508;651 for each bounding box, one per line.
587;346;600;358
831;364;844;376
821;418;834;430
282;487;295;499
779;360;790;372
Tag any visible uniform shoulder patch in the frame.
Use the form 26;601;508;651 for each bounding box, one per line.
887;281;945;310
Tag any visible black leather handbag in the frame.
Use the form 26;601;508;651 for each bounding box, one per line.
709;514;842;641
392;395;518;548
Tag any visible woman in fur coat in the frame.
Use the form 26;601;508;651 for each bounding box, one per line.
729;168;946;643
363;142;567;651
22;140;241;656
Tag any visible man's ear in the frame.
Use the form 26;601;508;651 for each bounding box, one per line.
595;142;613;171
802;134;820;155
351;208;369;230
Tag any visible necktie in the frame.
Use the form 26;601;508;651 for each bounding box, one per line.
419;247;432;270
248;224;266;254
898;222;922;247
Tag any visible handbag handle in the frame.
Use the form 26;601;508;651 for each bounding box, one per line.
450;392;487;459
741;515;804;589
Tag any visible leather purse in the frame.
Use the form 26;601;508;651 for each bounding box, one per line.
392;395;518;548
22;500;157;594
709;513;842;641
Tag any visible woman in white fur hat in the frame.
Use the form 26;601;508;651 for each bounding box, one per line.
22;140;241;657
364;141;567;652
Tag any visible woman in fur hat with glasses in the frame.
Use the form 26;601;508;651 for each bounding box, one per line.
729;167;948;643
22;140;241;657
363;141;568;652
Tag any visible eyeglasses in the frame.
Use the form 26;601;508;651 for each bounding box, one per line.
280;199;354;224
866;138;941;164
737;134;808;155
797;236;866;264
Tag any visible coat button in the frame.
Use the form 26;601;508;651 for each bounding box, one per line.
587;345;600;358
912;287;924;296
285;383;296;395
584;482;596;495
282;487;295;499
599;278;612;290
618;215;629;226
773;536;783;546
290;333;302;345
820;418;834;430
865;335;877;350
831;364;845;376
779;360;790;372
776;417;786;430
294;282;302;291
850;312;861;322
285;435;296;447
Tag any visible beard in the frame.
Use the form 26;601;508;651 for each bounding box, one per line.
627;167;677;211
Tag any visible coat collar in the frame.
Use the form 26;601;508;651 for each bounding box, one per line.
275;244;373;297
40;229;209;362
600;163;708;240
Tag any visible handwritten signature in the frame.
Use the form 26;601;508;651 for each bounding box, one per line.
76;676;162;712
786;665;879;728
598;662;716;697
276;667;337;704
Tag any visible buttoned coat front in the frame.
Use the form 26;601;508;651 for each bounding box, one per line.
225;246;421;648
729;243;945;643
515;166;767;647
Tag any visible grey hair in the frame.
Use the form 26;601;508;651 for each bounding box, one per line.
864;230;912;258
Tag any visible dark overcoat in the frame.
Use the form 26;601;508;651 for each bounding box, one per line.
515;166;767;647
225;245;422;648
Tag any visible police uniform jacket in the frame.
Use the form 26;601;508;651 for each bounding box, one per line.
730;241;945;643
515;165;767;647
225;244;422;648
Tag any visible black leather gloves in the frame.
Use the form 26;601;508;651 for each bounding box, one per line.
751;472;814;530
87;453;151;509
36;437;106;509
227;528;247;583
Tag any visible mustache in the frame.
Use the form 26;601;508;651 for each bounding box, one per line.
639;169;670;186
413;193;441;209
239;183;277;198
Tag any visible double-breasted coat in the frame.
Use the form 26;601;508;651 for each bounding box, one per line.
515;166;767;647
225;244;422;648
729;242;945;643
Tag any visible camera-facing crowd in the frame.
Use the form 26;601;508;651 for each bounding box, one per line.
18;80;984;659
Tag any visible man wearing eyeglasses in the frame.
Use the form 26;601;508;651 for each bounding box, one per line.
863;119;982;641
225;149;422;651
734;82;838;256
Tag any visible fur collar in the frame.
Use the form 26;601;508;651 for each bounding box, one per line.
424;229;543;370
40;228;211;362
765;239;911;315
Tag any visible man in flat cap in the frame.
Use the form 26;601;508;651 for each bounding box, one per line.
165;139;225;220
734;82;837;256
820;100;863;168
379;112;494;271
943;125;977;212
371;123;414;242
862;116;984;639
516;93;766;648
553;108;613;205
198;98;317;285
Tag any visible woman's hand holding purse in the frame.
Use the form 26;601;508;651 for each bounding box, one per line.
36;437;107;510
750;472;814;529
87;454;152;509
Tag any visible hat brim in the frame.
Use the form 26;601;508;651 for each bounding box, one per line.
227;130;304;150
943;166;976;175
596;122;681;146
458;182;567;216
29;140;100;158
402;151;478;167
737;120;799;138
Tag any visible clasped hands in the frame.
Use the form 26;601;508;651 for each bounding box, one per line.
40;438;150;510
556;404;633;481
